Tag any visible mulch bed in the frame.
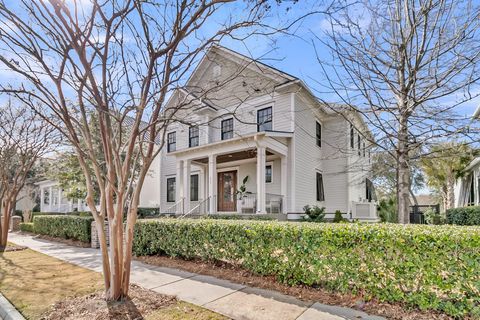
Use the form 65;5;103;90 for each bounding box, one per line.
135;255;453;320
41;284;176;320
20;232;90;248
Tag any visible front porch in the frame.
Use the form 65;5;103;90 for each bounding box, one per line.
167;132;291;216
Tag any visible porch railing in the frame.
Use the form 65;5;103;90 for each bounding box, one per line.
163;197;184;215
236;193;283;214
180;197;210;218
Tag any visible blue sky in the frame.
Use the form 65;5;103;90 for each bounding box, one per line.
215;1;480;120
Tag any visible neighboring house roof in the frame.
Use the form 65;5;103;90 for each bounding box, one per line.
412;194;439;206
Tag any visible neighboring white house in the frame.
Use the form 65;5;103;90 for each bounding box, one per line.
454;105;480;207
138;45;377;221
36;180;88;213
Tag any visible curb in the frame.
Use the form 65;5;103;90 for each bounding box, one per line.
0;294;25;320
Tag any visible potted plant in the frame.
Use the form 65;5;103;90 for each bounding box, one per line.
236;176;252;213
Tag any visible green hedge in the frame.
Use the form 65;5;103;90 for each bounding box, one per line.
133;219;480;318
446;206;480;225
202;214;276;221
19;222;34;233
33;215;93;243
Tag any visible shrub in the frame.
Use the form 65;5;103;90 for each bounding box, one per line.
377;197;397;223
133;219;480;317
19;222;34;233
203;214;276;221
424;209;445;225
33;215;93;243
137;207;160;219
446;206;480;225
302;205;325;222
31;212;64;219
75;211;92;217
332;210;347;223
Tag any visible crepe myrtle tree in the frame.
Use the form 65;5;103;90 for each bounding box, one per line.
0;102;58;249
316;0;480;223
0;0;315;300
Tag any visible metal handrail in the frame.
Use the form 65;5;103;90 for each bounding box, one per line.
164;197;184;214
180;196;210;218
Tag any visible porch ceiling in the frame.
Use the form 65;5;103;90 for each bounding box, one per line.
193;149;274;164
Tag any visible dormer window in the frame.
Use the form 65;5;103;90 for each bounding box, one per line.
257;107;272;132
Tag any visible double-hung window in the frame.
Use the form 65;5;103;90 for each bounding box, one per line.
265;165;272;183
221;118;233;140
257;107;272;132
316;121;322;147
166;178;176;202
316;172;325;201
190;174;199;201
189;126;199;147
350;124;354;149
167;132;176;152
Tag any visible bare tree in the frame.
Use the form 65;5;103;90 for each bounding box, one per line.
0;101;57;249
0;0;310;300
316;0;480;223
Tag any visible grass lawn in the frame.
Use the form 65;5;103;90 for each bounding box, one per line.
0;247;226;320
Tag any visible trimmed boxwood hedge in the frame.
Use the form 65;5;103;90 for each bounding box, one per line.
133;219;480;318
446;206;480;225
19;222;34;233
33;215;93;243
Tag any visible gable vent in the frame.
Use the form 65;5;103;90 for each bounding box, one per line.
213;65;221;78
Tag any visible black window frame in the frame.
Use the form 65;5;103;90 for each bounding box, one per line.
257;106;273;132
221;118;234;140
357;133;361;156
316;121;322;147
350;124;355;149
265;165;272;183
363;142;366;157
316;172;325;202
189;126;199;148
167;132;176;153
190;174;199;201
166;177;176;202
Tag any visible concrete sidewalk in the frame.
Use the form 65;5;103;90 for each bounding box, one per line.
7;233;384;320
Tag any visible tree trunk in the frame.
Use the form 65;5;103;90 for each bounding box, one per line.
446;177;456;210
0;199;12;248
397;117;410;224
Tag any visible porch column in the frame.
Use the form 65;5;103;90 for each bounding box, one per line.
256;146;266;213
40;187;45;212
281;155;288;214
176;160;184;214
49;186;53;210
208;154;217;214
183;160;191;213
58;188;63;212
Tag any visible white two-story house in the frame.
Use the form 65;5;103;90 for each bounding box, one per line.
454;105;480;208
139;45;377;220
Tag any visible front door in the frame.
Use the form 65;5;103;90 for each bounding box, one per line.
218;171;237;212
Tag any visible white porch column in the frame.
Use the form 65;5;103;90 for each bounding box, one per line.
176;160;184;214
256;146;266;213
281;155;288;214
208;154;217;214
40;187;45;212
49;186;53;211
183;160;191;213
58;188;63;212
